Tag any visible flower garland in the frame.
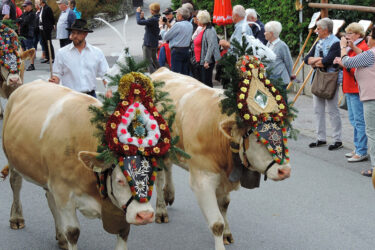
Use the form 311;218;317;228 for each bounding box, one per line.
0;24;21;74
236;55;288;128
105;73;171;157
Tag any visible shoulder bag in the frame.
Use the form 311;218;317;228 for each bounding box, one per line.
311;68;339;99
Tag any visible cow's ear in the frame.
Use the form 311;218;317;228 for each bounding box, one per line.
20;48;35;60
78;151;112;172
219;117;243;143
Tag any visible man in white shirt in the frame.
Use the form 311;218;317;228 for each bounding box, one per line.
49;19;112;98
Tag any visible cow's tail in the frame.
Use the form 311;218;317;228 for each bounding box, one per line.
1;165;9;180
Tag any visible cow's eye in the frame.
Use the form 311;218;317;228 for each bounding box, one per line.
117;179;126;186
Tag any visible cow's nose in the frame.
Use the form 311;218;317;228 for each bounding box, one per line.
9;76;21;86
135;211;154;224
278;168;291;179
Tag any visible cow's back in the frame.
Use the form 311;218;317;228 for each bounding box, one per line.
3;80;101;189
151;68;232;173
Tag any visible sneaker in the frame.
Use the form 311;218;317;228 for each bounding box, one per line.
328;141;343;151
26;64;35;71
345;151;355;158
309;140;327;148
348;154;368;162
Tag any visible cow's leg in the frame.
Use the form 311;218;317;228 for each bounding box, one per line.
163;164;175;206
115;227;130;250
52;190;80;250
0;101;3;119
190;167;225;250
217;192;234;245
9;167;25;229
155;165;169;223
45;191;68;250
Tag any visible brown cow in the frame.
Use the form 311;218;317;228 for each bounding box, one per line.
2;80;155;250
151;68;291;250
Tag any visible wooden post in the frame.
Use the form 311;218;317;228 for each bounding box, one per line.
308;3;375;13
292;29;313;73
47;40;53;79
321;0;329;18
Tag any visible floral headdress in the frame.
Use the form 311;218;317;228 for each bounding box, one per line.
0;24;21;74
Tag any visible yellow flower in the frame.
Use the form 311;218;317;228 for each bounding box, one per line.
279;104;285;109
113;137;119;144
153;111;159;117
134;89;140;94
252;116;257;121
265;79;270;85
237;103;243;109
271;87;276;93
160;124;166;130
279;112;284;117
111;123;117;129
149;102;154;107
243;79;250;85
138;147;144;152
123;145;129;151
249;64;255;69
259;73;263;79
244;114;250;120
122;101;129;106
164;138;170;143
241;87;247;93
153;147;160;153
276;95;281;101
114;111;121;117
247;71;252;76
239;94;245;100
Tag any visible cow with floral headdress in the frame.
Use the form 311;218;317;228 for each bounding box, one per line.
0;23;35;118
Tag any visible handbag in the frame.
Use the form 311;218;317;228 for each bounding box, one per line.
311;68;339;99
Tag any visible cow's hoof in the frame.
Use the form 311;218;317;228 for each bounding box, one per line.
10;218;25;229
223;233;234;245
163;187;174;206
56;232;68;250
155;212;169;224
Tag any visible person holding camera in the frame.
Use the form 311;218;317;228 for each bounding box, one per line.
158;7;176;68
136;3;161;73
18;0;36;70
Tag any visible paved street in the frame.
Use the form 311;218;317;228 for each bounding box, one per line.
1;1;375;249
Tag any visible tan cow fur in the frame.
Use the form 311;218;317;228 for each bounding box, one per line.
151;68;291;250
2;80;154;250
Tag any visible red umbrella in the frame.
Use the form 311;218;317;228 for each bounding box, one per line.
213;0;233;26
213;0;233;40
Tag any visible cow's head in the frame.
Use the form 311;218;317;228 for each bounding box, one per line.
78;151;155;225
220;118;291;181
0;48;35;98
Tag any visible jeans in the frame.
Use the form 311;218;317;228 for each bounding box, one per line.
158;46;166;67
346;93;368;155
363;100;375;167
171;47;189;75
21;38;34;50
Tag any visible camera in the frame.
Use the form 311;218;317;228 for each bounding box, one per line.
162;16;168;23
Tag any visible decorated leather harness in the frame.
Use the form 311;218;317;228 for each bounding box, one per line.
0;24;21;78
227;55;290;184
94;72;171;214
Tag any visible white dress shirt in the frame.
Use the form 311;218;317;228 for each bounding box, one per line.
53;42;109;92
56;10;69;39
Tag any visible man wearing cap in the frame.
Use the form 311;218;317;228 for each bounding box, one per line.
49;19;112;98
17;0;36;70
136;3;161;73
160;7;193;75
159;7;176;31
56;0;76;48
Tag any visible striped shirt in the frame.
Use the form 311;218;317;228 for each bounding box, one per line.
342;49;375;68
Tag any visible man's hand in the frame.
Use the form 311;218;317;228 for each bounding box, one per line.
204;62;209;69
105;89;113;98
49;76;60;84
136;7;141;13
219;40;230;50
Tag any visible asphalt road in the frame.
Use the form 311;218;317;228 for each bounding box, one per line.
1;1;375;249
